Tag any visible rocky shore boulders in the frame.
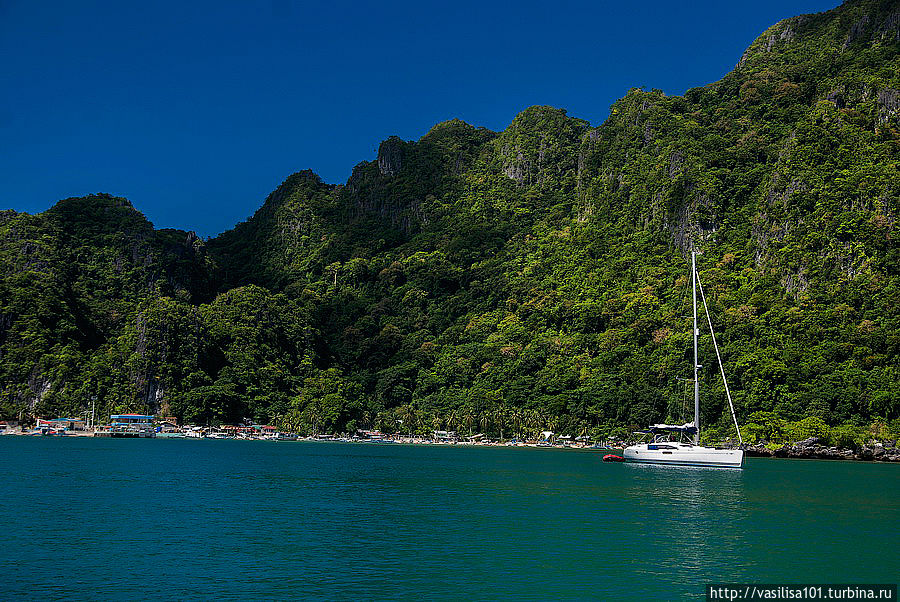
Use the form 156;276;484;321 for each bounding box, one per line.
744;437;900;462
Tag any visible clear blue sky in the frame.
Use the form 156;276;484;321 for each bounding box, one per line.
1;0;839;237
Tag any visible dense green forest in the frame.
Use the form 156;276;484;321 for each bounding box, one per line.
1;0;898;445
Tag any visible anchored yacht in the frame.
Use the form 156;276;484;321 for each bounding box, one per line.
623;252;745;469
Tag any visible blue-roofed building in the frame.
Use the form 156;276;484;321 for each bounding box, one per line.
95;414;156;438
110;414;155;425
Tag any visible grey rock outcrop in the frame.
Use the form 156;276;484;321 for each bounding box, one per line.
746;438;900;462
876;88;900;124
377;136;404;177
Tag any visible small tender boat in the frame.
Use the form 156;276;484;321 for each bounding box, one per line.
602;454;625;462
156;431;186;439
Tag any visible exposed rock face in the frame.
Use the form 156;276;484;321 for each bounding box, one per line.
876;88;900;124
576;129;603;188
669;194;718;254
738;16;807;67
879;7;900;42
743;444;775;457
668;150;684;179
377;136;404;177
348;147;422;234
502;146;530;186
21;371;52;413
745;438;900;462
184;231;201;249
826;89;846;108
347;161;369;193
499;106;588;189
844;14;871;47
146;378;164;412
752;175;809;265
844;6;900;46
766;19;798;50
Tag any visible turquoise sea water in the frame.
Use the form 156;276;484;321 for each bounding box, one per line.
1;437;897;600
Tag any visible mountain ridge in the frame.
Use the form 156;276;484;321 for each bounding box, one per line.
1;0;897;444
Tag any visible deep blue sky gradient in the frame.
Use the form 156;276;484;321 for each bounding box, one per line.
1;0;840;237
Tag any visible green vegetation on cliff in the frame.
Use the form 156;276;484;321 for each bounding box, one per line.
1;0;898;442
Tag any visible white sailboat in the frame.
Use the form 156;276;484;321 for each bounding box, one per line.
623;251;745;469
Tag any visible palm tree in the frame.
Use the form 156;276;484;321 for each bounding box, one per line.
547;413;560;434
399;404;420;437
462;405;475;436
446;408;459;439
304;404;323;436
525;408;541;439
512;407;523;439
431;412;442;434
479;409;492;436
494;404;509;441
360;410;372;431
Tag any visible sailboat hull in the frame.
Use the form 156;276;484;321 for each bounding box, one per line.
623;443;744;468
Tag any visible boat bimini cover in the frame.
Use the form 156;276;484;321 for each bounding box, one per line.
648;422;698;434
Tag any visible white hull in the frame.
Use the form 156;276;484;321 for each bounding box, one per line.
623;443;744;468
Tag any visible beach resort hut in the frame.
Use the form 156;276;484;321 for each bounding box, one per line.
38;417;86;431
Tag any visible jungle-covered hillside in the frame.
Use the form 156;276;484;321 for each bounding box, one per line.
2;0;898;444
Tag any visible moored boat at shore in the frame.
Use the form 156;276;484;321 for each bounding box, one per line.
156;431;186;438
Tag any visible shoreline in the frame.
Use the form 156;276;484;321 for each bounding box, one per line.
3;428;899;462
743;437;900;462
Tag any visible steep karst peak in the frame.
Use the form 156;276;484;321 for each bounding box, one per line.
377;136;406;177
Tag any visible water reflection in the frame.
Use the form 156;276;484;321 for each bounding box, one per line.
614;462;748;590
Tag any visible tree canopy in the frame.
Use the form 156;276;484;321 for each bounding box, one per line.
1;0;897;443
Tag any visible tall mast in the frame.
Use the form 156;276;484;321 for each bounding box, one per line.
692;251;700;444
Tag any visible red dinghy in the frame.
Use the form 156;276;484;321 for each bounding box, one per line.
603;454;625;462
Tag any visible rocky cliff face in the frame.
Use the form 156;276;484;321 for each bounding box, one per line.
498;106;588;189
0;194;219;416
377;136;404;176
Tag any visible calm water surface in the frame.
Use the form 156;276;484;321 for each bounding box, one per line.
1;438;897;599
